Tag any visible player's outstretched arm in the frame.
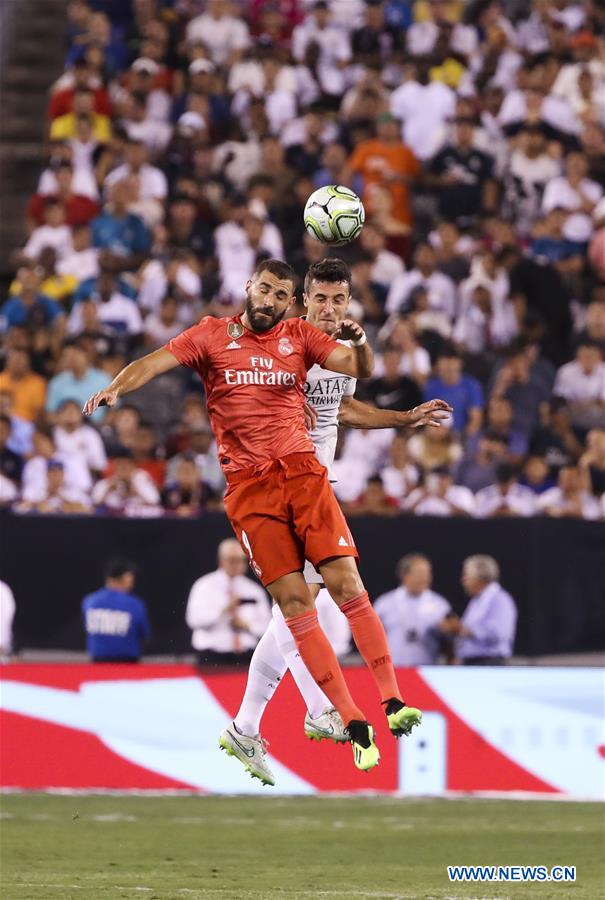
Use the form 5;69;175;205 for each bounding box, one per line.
324;319;374;378
339;397;453;429
83;348;180;416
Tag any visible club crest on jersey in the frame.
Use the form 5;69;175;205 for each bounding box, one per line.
278;337;294;356
228;322;244;340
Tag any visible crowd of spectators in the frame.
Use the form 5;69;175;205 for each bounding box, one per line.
1;0;605;521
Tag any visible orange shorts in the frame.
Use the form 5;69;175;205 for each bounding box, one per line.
223;452;357;587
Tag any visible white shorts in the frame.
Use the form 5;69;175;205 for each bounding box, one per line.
303;558;324;585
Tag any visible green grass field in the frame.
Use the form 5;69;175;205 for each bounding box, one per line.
0;794;602;900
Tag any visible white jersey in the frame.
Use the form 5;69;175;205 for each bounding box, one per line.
304;339;356;481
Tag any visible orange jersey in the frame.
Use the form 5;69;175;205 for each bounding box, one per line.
348;139;421;225
166;316;339;474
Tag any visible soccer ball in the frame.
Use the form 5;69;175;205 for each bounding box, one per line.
303;185;365;247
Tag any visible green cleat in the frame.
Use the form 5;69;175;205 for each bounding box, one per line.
219;724;275;786
385;700;423;738
345;720;380;772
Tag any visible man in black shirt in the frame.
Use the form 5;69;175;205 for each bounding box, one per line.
352;1;403;67
429;117;496;226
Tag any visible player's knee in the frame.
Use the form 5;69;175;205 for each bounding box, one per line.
276;592;314;619
331;572;365;606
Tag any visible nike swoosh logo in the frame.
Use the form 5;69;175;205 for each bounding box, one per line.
229;731;255;758
309;723;334;736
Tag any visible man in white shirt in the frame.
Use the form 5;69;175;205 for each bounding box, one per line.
0;580;16;660
104;139;167;201
68;271;143;338
554;341;605;429
359;221;405;288
404;467;476;517
543;151;602;217
455;555;517;665
292;1;352;97
186;538;270;666
386;242;457;319
57;223;100;284
374;554;451;666
216;200;284;298
536;465;601;520
389;73;456;162
475;463;536;518
91;447;160;516
23;199;72;263
186;0;250;66
52;399;107;490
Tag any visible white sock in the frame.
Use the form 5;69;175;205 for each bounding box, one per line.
233;624;287;737
272;603;331;720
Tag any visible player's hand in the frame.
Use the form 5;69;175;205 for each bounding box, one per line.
303;402;317;431
406;399;453;428
83;388;119;416
334;319;365;343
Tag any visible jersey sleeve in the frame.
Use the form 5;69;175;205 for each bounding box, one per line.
165;317;214;371
300;320;340;370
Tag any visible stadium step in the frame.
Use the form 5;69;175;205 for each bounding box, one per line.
0;0;67;276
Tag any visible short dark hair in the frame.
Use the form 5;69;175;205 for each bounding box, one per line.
495;462;517;484
304;258;352;295
252;258;298;291
104;558;137;581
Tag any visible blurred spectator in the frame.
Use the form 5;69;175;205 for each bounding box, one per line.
0;415;23;489
345;474;400;517
579;428;605;497
519;454;556;496
104;138;168;201
386;242;456;319
424;350;483;435
404;466;475;517
46;341;111;424
57;223;100;284
1;264;64;334
21;199;73;263
185;538;270;666
428;116;497;226
0;350;47;423
529;397;583;473
53;399;107;488
129;422;166;487
362;345;422;412
345;112;421;230
0;391;34;456
536;465;601;520
82;559;150;662
490;340;554;437
553;340;605;430
380;433;419;502
27;161;99;228
408;422;462;474
0;580;16;661
161;454;210;517
48;56;111;120
67;270;143;338
50;87;111;142
20;425;91;505
454;555;517;665
90;180;151;272
374;554;452;666
474;462;536;518
91;447;160;516
17;458;92;515
455;430;509;493
292;1;352;97
186;0;251;67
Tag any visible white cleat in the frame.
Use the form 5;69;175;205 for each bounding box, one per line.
218;724;276;787
304;707;349;744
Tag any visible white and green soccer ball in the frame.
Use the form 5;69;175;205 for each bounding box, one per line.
303;185;365;246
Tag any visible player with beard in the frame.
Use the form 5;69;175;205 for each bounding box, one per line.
84;259;450;774
223;258;452;785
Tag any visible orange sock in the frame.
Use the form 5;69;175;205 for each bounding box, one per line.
286;609;365;726
340;591;402;704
